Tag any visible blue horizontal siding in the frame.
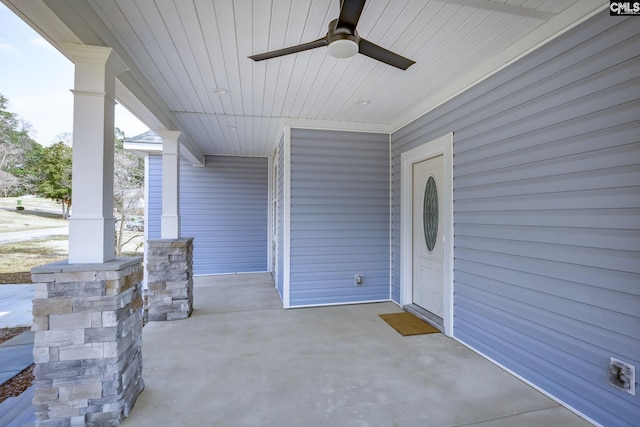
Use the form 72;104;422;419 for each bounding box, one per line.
392;12;640;427
147;155;162;240
276;137;285;300
289;129;389;307
147;154;268;275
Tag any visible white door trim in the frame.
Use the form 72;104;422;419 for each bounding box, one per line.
400;132;454;336
268;154;274;277
282;127;292;309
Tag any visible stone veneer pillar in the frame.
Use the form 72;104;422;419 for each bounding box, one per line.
30;258;144;427
145;238;194;321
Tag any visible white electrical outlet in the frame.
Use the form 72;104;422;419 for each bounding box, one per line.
355;274;364;286
609;357;635;395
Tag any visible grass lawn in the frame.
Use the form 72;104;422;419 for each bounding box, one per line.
0;204;67;233
0;237;68;274
0;197;143;283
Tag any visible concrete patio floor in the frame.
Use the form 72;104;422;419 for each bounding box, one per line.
123;273;593;427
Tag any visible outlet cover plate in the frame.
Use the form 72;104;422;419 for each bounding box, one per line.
609;357;635;395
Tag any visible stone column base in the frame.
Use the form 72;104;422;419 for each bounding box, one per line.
30;258;144;427
146;238;194;321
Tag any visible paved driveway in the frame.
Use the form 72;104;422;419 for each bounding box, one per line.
0;285;34;328
0;227;68;244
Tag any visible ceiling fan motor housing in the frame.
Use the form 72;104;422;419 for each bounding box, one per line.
327;19;360;58
248;1;415;70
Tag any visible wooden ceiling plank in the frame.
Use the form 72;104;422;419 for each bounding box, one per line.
234;0;255;121
435;0;555;19
302;56;349;119
155;0;210;114
268;0;311;120
368;2;477;121
136;0;200;113
250;0;272;119
212;0;245;117
382;12;523;120
286;49;328;119
336;1;444;123
259;0;294;120
194;0;234;116
539;0;580;15
280;0;334;118
428;14;534;91
93;0;185;113
171;1;222;116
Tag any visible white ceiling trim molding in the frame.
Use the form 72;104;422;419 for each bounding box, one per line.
392;0;608;134
283;118;393;134
175;141;204;167
115;79;165;132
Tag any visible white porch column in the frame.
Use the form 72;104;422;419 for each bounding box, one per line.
64;44;127;263
158;130;182;239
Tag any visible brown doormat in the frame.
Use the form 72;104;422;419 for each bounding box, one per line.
379;312;440;336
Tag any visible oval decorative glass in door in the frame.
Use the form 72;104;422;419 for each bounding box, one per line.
423;176;438;252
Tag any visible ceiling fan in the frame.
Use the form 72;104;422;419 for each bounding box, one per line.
248;0;415;70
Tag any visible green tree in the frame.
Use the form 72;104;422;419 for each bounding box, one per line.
0;93;25;148
0;93;43;196
38;141;72;218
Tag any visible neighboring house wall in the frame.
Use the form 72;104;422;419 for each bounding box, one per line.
148;154;269;275
288;128;390;306
392;13;639;427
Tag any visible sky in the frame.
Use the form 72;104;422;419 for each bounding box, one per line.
0;3;149;146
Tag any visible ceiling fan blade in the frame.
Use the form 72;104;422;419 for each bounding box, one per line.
336;0;367;31
249;37;327;61
358;38;415;70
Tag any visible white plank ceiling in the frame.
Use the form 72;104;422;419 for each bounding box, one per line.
6;0;607;157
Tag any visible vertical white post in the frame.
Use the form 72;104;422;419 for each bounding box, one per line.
63;44;127;264
157;130;182;239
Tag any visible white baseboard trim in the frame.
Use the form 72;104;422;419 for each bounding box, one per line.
287;299;391;309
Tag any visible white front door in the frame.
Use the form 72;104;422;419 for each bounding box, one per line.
412;155;444;318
